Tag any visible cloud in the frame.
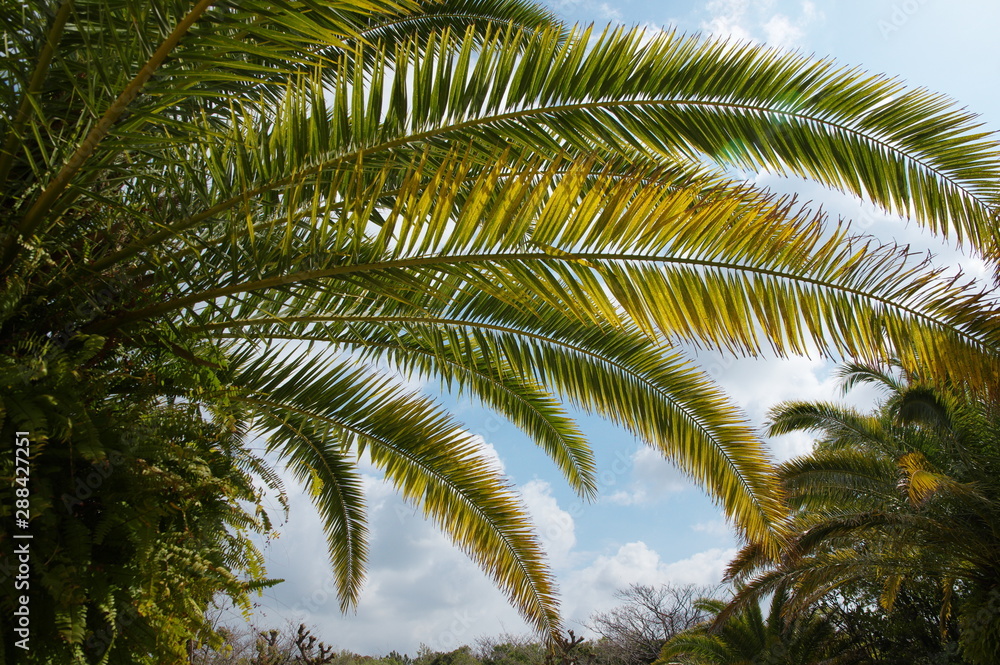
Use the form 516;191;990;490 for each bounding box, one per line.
563;542;736;623
768;429;818;461
699;0;822;49
662;546;738;585
691;348;888;461
605;446;692;506
598;2;622;21
691;519;733;539
249;464;737;655
475;436;508;476
762;13;804;47
520;480;578;569
519;480;577;568
700;0;756;42
250;474;531;655
708;353;832;419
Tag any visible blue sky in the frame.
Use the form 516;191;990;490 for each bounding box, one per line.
240;1;1000;654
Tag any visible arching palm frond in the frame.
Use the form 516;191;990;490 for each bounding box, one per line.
233;348;560;632
4;0;1000;655
656;587;848;664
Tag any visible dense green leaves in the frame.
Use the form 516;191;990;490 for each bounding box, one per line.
4;0;1000;659
0;336;283;663
656;589;850;665
726;364;1000;664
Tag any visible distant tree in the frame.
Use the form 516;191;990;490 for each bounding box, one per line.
546;630;595;665
477;629;598;665
417;645;483;665
192;622;341;665
587;584;717;665
291;624;339;665
378;651;415;665
477;633;548;665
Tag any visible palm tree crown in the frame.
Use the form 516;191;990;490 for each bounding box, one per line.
3;0;1000;657
656;587;849;665
726;363;1000;663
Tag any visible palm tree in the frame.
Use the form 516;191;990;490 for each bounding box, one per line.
655;587;850;665
726;363;1000;663
3;0;1000;658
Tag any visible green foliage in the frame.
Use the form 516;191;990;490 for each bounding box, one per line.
655;588;849;665
378;651;414;665
478;640;547;665
4;0;1000;657
816;581;965;664
0;338;282;663
726;363;1000;664
417;646;482;665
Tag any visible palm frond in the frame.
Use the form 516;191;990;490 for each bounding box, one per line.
233;347;561;635
81;143;1000;390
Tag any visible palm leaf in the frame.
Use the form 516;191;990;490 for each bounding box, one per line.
233;347;561;634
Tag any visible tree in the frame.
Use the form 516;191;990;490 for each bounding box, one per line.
0;335;283;663
588;584;717;665
726;363;1000;663
814;580;965;664
417;646;482;665
476;633;548;665
191;622;343;665
655;587;850;665
3;0;1000;659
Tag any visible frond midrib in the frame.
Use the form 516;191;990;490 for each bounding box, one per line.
97;251;998;359
238;393;559;634
80;91;997;277
309;333;596;496
375;95;995;209
202;314;777;534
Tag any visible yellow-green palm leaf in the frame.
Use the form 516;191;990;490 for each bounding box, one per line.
5;0;1000;644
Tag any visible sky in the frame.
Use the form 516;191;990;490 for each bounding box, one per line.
236;1;1000;655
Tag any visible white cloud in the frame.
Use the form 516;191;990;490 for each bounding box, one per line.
801;1;820;22
662;546;737;585
700;0;756;42
691;348;886;462
475;436;508;476
767;429;817;461
251;474;531;655
563;542;735;623
707;352;832;420
250;464;738;654
699;0;822;49
631;446;693;494
691;519;733;538
520;480;577;567
761;14;803;48
605;446;692;506
598;2;622;21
